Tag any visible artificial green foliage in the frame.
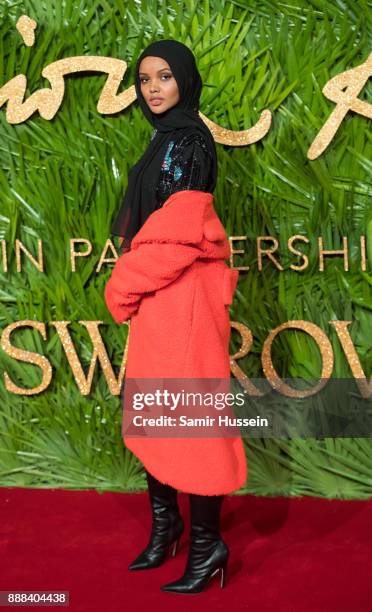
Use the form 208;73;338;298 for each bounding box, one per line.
0;0;371;497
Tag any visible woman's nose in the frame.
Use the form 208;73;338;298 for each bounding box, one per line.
149;80;160;92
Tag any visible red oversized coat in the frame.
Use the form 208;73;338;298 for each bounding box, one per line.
104;189;247;495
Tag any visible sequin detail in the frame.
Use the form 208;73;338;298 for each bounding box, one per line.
156;132;212;206
162;141;175;171
174;165;183;180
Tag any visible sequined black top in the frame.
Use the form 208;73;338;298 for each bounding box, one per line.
151;130;213;207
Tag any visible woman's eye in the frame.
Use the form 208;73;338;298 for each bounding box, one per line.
140;74;172;83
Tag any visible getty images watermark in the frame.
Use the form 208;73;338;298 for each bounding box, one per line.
120;377;372;438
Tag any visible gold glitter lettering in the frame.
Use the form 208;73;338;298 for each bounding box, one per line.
261;320;334;397
16;239;43;272
331;321;371;399
308;52;372;159
1;320;53;395
257;236;283;271
50;320;127;395
318;236;349;271
288;235;310;271
70;239;93;272
229;322;263;396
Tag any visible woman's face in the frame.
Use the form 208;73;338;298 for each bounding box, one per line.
139;56;180;114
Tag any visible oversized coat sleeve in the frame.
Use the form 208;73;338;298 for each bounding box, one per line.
104;241;202;324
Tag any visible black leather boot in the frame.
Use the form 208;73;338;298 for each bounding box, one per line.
128;469;184;570
160;493;228;593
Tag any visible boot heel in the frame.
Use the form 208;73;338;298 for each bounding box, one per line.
210;559;228;589
171;535;181;557
220;561;228;588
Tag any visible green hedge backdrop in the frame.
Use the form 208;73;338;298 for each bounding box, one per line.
0;0;371;498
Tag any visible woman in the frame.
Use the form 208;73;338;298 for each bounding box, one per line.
104;39;248;594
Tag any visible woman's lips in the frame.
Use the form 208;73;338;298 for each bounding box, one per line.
150;98;164;106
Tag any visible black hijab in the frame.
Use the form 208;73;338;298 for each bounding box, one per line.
110;39;218;252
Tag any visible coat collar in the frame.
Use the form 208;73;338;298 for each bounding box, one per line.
131;190;228;246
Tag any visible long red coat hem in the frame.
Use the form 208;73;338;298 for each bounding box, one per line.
105;189;248;495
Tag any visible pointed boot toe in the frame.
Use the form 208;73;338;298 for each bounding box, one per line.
128;528;182;570
128;550;156;570
128;556;149;571
160;579;202;594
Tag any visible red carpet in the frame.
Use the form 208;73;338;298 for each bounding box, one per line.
0;487;371;611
